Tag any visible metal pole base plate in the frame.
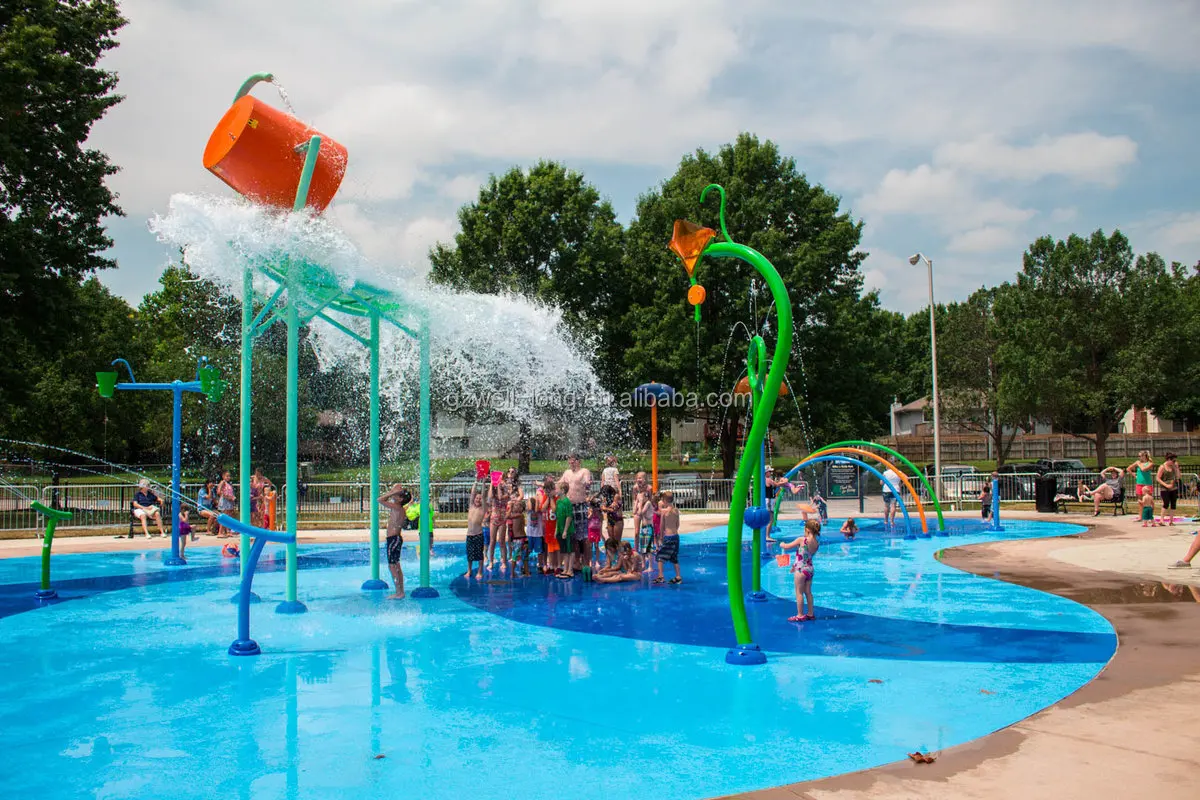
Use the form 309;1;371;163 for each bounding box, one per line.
361;579;389;591
230;592;261;605
410;587;439;599
34;588;57;600
746;591;769;603
228;639;261;656
274;600;308;615
725;643;768;665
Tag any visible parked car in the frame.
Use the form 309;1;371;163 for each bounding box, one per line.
659;472;708;509
435;469;480;513
996;463;1043;499
923;464;979;500
1036;458;1088;474
1036;459;1090;493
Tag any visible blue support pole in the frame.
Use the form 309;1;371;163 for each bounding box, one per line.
220;514;296;655
989;477;1004;532
165;385;186;565
106;358;215;567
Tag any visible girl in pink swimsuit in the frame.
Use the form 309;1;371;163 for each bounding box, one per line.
781;518;821;622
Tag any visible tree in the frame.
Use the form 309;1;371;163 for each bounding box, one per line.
1154;261;1200;427
996;230;1185;467
428;161;625;472
621;134;875;475
937;286;1032;467
0;0;126;443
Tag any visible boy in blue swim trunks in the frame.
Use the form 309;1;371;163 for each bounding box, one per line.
379;483;411;598
653;491;682;585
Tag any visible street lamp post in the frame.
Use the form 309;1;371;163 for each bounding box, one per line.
909;253;943;502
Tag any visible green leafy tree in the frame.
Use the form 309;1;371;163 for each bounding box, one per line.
621;134;876;475
1154;262;1200;427
0;0;126;443
937;286;1033;467
996;230;1184;467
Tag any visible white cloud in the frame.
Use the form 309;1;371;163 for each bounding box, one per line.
858;165;1034;231
439;175;485;203
1050;207;1079;223
84;0;1200;314
935;133;1137;185
858;165;963;215
946;226;1019;254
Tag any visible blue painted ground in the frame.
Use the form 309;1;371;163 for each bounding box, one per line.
0;518;1114;800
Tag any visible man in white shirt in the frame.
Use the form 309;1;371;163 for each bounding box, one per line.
881;468;901;530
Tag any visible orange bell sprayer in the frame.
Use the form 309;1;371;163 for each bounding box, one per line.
203;72;348;212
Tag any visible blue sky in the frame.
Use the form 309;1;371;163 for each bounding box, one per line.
91;0;1200;313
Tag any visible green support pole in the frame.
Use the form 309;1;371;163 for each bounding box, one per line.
272;133;322;614
710;240;791;661
411;315;438;598
32;500;71;599
814;440;945;530
239;266;253;575
362;310;387;591
276;278;306;614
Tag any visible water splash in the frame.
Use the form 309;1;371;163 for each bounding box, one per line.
149;194;623;445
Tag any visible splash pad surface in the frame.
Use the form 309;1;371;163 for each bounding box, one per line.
0;519;1112;799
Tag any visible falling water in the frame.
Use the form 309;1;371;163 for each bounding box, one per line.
149;195;622;455
268;78;298;116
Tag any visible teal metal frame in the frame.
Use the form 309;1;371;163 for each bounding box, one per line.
231;77;438;613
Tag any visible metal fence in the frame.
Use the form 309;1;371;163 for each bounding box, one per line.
11;470;1195;533
3;478;748;532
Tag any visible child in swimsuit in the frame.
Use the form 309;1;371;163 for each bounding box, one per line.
781;518;821;621
488;481;510;571
465;490;485;579
587;499;604;571
1140;488;1159;528
601;485;624;568
508;494;529;576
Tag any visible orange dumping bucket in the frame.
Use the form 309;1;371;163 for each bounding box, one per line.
203;95;348;211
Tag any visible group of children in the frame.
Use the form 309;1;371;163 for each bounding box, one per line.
458;466;684;586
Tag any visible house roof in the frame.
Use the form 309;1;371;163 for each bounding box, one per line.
895;397;929;413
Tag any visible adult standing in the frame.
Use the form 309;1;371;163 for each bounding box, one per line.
881;467;901;530
561;453;593;546
1126;450;1156;499
1156;452;1182;526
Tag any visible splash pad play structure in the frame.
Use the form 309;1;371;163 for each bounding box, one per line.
0;74;1119;799
669;184;793;665
203;72;440;621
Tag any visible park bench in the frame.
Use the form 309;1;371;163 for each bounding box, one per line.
1054;486;1126;516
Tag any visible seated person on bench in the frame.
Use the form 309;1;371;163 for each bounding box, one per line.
1077;467;1123;516
132;479;167;538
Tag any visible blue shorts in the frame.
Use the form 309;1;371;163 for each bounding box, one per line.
656;534;680;564
882;493;896;507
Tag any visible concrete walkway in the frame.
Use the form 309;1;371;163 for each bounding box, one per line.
732;512;1200;800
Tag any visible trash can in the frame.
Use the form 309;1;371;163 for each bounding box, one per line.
1035;475;1059;513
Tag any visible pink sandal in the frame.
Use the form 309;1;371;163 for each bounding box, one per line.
788;615;803;622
